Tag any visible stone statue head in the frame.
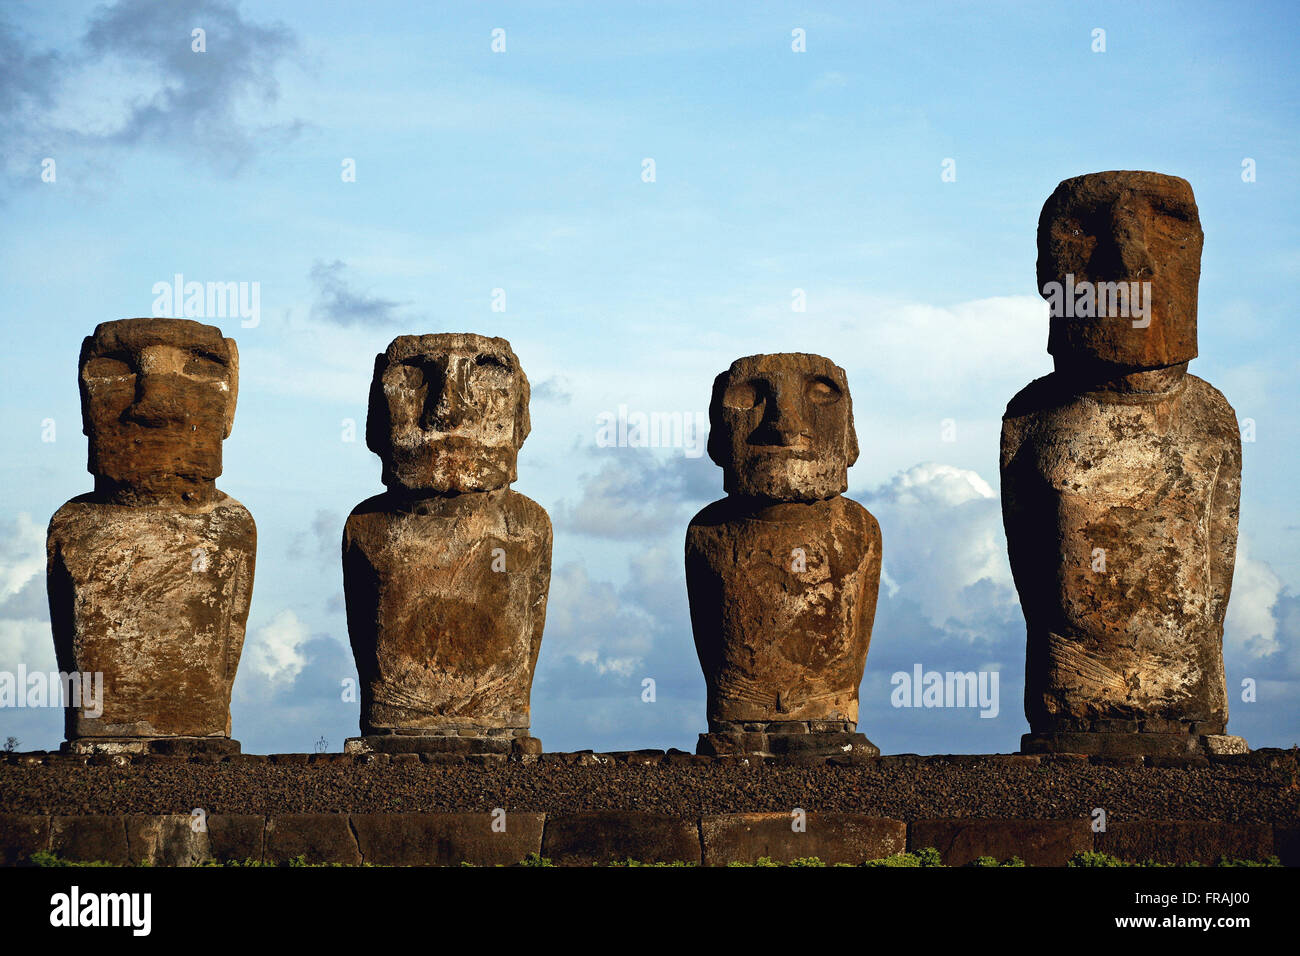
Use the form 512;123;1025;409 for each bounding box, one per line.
707;352;858;502
366;333;531;494
1038;170;1202;372
79;318;239;500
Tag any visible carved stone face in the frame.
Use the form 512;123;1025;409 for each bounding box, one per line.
707;353;857;502
79;318;238;497
366;333;530;494
1038;170;1203;371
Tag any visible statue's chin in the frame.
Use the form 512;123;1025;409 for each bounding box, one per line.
728;461;846;503
386;449;517;495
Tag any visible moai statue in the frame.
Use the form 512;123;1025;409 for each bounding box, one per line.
1002;170;1246;757
47;318;255;755
343;333;551;757
687;353;882;759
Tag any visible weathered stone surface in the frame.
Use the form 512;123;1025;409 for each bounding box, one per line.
63;736;242;756
0;814;50;865
48;814;130;865
125;813;211;866
542;812;702;865
909;818;1092;867
698;730;878;759
1096;821;1274;865
265;813;361;865
47;318;255;749
206;814;265;863
1004;172;1242;756
350;812;544;865
345;334;550;744
343;734;532;755
1021;731;1202;758
365;332;531;494
7;811;1289;867
701;812;905;865
77;318;240;502
688;353;881;757
1204;734;1249;755
1038;171;1202;371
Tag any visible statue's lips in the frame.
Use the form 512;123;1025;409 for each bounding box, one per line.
396;432;514;448
104;419;216;437
746;444;815;459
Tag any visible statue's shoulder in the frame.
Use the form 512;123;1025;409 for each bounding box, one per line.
834;495;880;540
687;497;738;532
47;493;98;540
1182;373;1237;419
1003;371;1070;420
212;491;254;527
1179;374;1241;456
504;488;552;534
346;492;393;520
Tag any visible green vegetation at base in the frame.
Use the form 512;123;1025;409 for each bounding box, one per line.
1066;851;1282;868
29;850;118;868
862;847;945;867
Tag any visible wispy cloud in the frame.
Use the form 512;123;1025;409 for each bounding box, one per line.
309;259;407;327
2;0;301;184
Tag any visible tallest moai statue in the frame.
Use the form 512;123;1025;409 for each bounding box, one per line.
1001;171;1246;757
48;318;256;754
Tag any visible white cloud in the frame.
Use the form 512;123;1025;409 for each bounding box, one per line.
541;561;655;677
0;618;56;672
0;512;44;604
869;461;995;508
863;462;1018;638
1224;536;1283;659
246;609;310;685
552;452;712;540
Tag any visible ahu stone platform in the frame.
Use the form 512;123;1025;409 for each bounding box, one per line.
2;749;1297;866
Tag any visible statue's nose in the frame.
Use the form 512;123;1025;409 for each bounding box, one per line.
124;372;185;427
1097;205;1156;279
423;358;471;429
749;380;808;446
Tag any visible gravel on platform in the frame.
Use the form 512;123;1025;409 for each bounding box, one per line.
2;751;1298;823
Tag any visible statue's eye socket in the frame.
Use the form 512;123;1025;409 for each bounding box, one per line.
83;355;133;378
183;353;227;380
473;354;514;387
723;381;760;409
807;376;841;405
390;362;426;389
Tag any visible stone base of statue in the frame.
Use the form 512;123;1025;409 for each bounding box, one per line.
696;720;879;759
1021;719;1248;757
61;736;241;756
345;728;541;757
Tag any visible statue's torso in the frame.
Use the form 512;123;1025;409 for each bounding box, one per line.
1001;374;1239;724
685;495;881;726
46;492;256;738
343;488;551;732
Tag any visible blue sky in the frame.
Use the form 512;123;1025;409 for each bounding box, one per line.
2;0;1297;754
